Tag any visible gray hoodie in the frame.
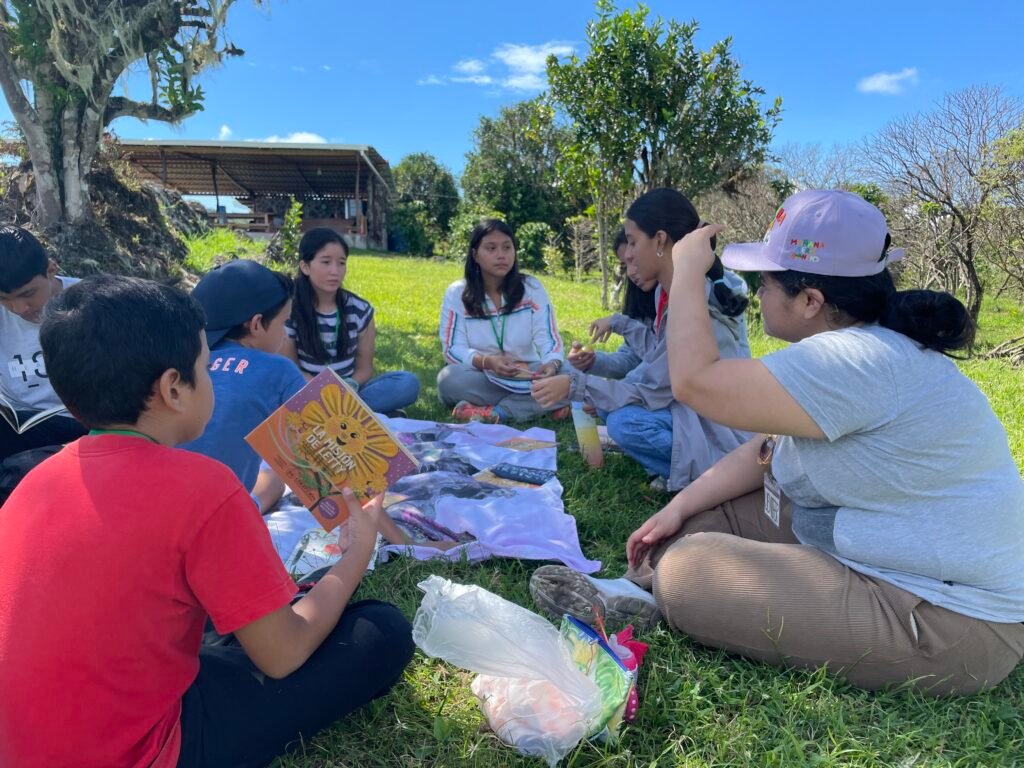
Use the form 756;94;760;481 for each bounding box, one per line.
568;272;753;490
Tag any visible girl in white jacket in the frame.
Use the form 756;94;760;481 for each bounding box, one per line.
438;219;566;423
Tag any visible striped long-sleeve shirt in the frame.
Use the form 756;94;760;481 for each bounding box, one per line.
439;276;564;367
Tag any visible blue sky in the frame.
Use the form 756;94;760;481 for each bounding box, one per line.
5;0;1024;180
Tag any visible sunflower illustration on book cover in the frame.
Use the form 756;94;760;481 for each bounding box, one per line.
246;370;419;531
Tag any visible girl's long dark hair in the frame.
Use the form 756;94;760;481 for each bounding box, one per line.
768;267;975;356
613;229;656;321
626;188;748;317
292;227;351;364
461;218;526;317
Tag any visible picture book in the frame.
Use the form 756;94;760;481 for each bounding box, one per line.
0;391;68;435
246;369;419;532
484;361;535;394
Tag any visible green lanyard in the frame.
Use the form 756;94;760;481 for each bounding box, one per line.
486;296;507;353
88;428;159;444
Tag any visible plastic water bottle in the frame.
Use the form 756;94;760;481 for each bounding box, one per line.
571;402;604;468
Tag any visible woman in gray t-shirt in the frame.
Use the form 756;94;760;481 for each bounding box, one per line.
530;190;1024;696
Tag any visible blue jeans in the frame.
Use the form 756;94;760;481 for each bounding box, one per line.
358;371;420;415
604;405;673;479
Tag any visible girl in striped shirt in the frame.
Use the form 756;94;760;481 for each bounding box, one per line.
283;228;420;416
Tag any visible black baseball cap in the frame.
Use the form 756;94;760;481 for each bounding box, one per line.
190;259;290;347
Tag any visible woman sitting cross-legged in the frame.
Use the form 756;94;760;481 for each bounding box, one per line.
531;190;1024;696
437;218;567;423
532;188;752;491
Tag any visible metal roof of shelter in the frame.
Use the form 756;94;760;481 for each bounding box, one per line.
117;139;390;199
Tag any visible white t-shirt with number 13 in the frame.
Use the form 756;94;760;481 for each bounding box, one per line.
0;276;79;412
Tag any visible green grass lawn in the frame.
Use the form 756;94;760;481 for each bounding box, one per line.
266;252;1024;768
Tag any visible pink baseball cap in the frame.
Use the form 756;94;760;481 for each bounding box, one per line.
721;190;904;277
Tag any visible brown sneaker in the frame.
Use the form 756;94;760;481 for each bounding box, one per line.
529;565;662;629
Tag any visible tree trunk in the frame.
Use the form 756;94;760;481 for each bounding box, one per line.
61;102;106;225
962;251;984;320
596;195;609;310
6;86;105;230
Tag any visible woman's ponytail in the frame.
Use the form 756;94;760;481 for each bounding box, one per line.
880;289;975;355
705;249;749;318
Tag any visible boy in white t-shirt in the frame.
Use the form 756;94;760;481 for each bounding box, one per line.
0;226;85;460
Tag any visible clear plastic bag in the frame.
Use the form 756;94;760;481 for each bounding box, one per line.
413;576;624;766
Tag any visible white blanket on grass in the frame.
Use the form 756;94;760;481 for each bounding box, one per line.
263;418;600;577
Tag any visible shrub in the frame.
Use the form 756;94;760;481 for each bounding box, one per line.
441;204;506;261
515;222;555;271
279;197;304;261
389;200;439;256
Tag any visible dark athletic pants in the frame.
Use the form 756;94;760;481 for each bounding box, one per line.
0;412;86;461
177;600;415;768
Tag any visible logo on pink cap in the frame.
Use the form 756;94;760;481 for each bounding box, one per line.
724;190;904;278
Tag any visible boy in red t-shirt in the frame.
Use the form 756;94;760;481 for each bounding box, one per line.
0;276;414;768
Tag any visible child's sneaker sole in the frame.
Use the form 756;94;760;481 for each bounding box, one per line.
529;565;661;629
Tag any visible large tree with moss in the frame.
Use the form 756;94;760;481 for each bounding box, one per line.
0;1;249;231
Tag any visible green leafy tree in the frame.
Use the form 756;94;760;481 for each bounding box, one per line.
441;203;505;262
391;152;459;256
279;197;303;262
0;1;253;230
515;221;555;272
546;0;780;306
547;0;782;196
462;97;582;232
393;152;459;231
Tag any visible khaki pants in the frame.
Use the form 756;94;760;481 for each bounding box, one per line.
626;490;1024;696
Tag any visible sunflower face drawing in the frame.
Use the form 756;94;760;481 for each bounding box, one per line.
298;383;399;496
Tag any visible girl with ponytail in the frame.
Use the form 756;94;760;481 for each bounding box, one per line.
532;188;752;492
531;190;1024;697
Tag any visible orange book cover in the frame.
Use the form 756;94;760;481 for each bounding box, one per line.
245;369;419;531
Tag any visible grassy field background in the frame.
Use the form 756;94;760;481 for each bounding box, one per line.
246;250;1023;768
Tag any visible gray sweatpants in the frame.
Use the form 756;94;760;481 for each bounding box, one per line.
626;489;1024;696
436;364;565;420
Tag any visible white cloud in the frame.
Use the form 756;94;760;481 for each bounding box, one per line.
454;58;486;74
291;65;307;73
502;73;546;91
423;41;574;92
322;65;332;72
857;67;919;95
493;41;574;88
261;132;328;144
451;75;494;85
217;124;232;140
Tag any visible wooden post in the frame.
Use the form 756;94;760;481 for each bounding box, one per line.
211;160;224;225
354;160;363;235
367;174;375;247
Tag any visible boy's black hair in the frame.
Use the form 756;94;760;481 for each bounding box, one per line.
0;225;50;294
223;272;295;341
40;276;206;427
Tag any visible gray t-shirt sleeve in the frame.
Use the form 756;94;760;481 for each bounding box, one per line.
760;329;899;441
